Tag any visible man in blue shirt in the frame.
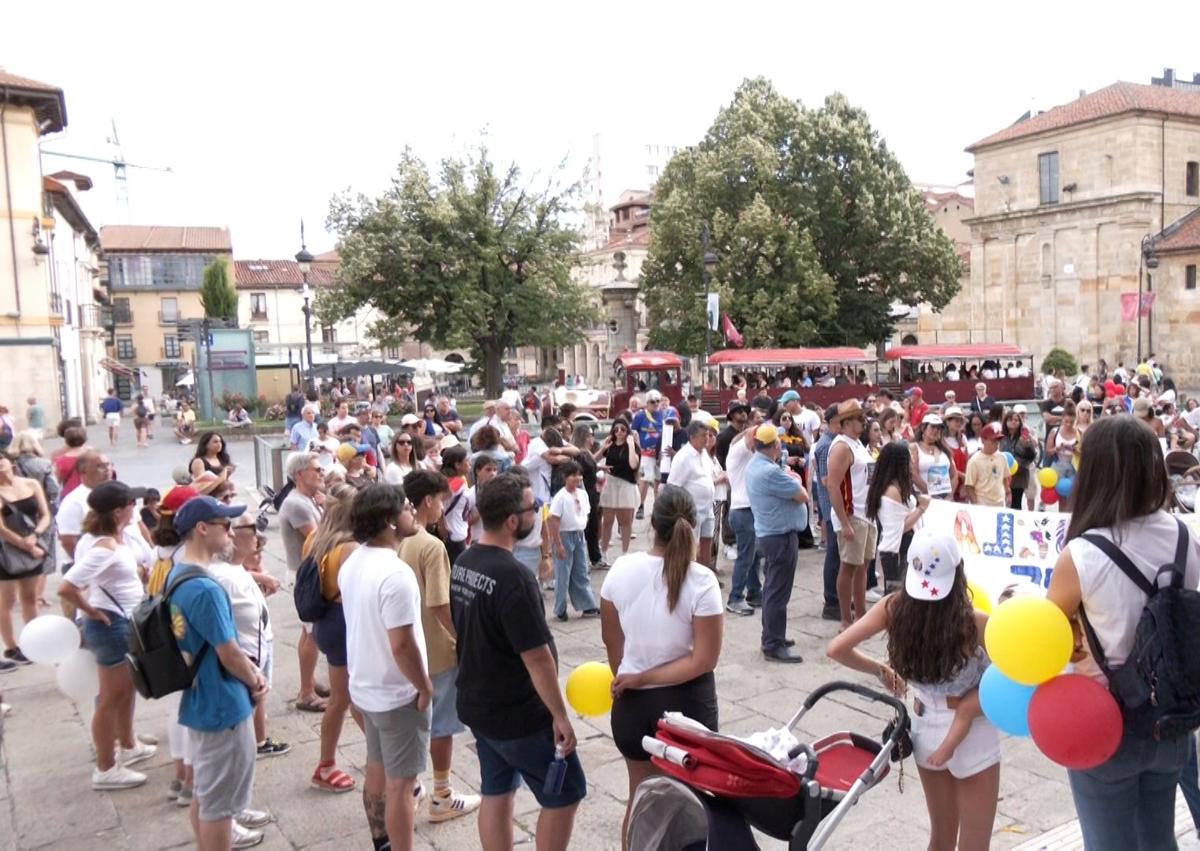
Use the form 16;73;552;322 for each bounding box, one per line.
811;405;842;621
290;404;320;452
630;390;666;518
168;496;268;848
100;388;123;448
746;423;809;663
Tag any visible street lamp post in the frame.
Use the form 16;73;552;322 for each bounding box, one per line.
701;224;719;378
295;225;316;394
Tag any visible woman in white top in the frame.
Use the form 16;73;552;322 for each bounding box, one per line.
867;443;929;593
1047;415;1199;850
57;481;156;791
384;431;417;484
911;415;957;500
1045;400;1079;511
600;485;724;850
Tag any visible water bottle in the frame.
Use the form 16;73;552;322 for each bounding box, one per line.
543;743;567;796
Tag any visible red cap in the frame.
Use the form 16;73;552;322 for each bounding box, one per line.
981;423;1003;442
160;485;199;515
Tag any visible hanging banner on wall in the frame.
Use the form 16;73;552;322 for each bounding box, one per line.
924;500;1069;601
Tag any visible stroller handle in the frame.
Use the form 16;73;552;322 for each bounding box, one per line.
798;680;909;730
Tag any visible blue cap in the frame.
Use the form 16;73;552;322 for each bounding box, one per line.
779;390;801;404
174;495;246;537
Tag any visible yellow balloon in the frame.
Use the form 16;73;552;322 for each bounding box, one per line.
967;580;992;614
1009;459;1018;476
566;661;614;716
985;596;1072;685
1037;468;1059;489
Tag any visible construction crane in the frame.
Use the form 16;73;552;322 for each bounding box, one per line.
41;120;173;211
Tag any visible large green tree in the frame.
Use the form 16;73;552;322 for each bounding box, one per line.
199;259;237;320
641;78;962;355
323;146;596;395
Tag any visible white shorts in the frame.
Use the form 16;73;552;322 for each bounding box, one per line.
696;509;716;538
640;456;658;482
105;412;120;427
911;704;1001;779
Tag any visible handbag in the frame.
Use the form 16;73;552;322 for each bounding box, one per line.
0;507;45;577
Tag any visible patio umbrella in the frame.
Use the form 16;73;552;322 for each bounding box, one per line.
401;358;464;374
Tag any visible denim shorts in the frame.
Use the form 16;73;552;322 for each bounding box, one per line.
431;667;466;739
83;612;131;668
473;726;587;809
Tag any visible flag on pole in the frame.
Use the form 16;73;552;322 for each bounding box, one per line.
706;293;720;332
722;314;744;348
1121;292;1158;321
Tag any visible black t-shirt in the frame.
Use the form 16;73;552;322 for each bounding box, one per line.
603;443;638;484
451;544;557;740
285;391;304;417
715;424;738;469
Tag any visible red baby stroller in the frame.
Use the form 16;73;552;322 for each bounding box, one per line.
626;681;910;850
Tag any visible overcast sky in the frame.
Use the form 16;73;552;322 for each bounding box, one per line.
6;1;1199;257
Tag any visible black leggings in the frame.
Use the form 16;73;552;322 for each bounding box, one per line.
1009;488;1025;511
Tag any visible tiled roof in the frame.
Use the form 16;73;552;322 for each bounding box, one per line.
44;177;98;245
0;70;66;133
234;259;338;288
314;248;340;261
924;190;974;211
1150;207;1200;254
967;82;1200;152
100;225;232;252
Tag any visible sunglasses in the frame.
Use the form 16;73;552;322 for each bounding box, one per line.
205;518;232;529
396;439;413;446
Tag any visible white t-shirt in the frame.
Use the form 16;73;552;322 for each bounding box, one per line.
384;462;415;485
73;523;152;567
209;561;273;659
65;538;144;616
666;443;716;517
726;436;755;511
523;437;553;503
444;485;473;543
830;434;872;532
878;494;918;553
797;409;822;446
1066;511;1200;683
56;484;92;540
338;545;427;712
326;415;355;436
600;552;723;679
917;445;952;497
549;486;590;532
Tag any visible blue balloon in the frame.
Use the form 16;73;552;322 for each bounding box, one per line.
1055;476;1073;499
1002;451;1015;468
980;663;1036;736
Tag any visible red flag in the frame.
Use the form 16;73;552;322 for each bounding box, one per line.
722;314;744;348
1139;292;1156;317
1121;293;1138;322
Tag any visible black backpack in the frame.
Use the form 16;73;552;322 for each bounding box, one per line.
126;567;215;700
293;553;331;623
1080;519;1200;739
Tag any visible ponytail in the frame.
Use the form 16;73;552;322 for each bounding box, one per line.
650;484;698;612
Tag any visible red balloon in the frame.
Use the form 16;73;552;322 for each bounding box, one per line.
1041;486;1059;505
1029;674;1123;769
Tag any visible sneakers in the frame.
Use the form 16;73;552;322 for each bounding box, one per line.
231;821;264;849
120;741;157;768
635;505;644;520
236;809;274;829
0;659;16;674
725;600;755;616
167;778;184;800
92;765;147;791
580;609;601;619
413;782;426;806
175;786;194;808
723;545;737;561
865;588;883;603
821;604;841;621
428;789;482;823
2;648;31;666
256;738;291;758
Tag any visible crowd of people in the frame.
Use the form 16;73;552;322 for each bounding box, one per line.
0;354;1197;850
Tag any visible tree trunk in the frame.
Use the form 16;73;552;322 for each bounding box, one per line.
481;340;504;398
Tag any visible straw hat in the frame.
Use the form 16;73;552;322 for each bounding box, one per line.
830;399;865;425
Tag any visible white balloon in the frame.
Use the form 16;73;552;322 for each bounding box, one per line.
19;615;81;665
56;648;99;703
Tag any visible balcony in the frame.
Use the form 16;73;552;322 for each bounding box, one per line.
79;304;108;329
251;310;268;321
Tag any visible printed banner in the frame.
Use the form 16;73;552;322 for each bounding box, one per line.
1120;292;1157;321
706;293;720;331
924;500;1070;603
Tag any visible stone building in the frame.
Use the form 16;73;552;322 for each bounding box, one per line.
920;78;1200;379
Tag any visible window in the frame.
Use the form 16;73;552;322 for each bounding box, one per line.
250;292;268;319
163;335;181;358
321;326;336;344
114;375;133;400
116;335;135;360
109;253;218;289
159;297;179;324
1188;162;1199;197
385;346;400;359
1038;152;1060;205
65;300;73;326
1188;265;1197;291
113;297;132;324
253;330;270;345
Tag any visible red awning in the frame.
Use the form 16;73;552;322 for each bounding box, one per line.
709;347;874;366
884;344;1028;361
617;351;683;370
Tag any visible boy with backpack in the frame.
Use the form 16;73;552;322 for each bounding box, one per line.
165;496;268;849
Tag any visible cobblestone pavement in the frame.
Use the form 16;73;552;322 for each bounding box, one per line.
1;427;1197;849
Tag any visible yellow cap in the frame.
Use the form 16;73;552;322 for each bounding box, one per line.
754;423;779;444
